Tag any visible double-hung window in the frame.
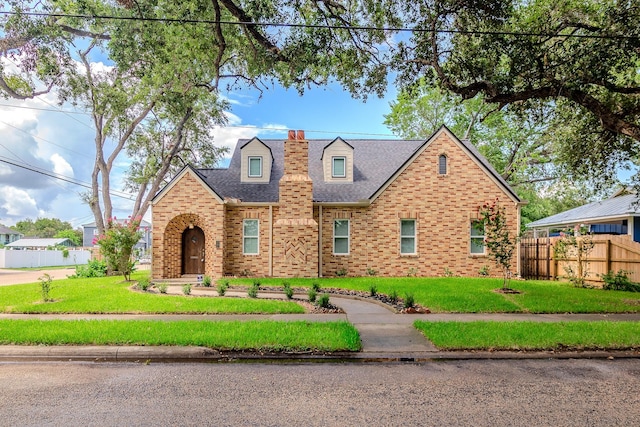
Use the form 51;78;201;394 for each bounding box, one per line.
248;156;262;178
332;156;346;178
470;220;485;254
400;219;416;255
333;219;350;255
243;219;259;255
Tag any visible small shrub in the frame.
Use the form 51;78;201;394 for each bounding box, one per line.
601;270;640;292
62;248;69;259
248;283;259;298
137;277;150;291
444;267;455;277
182;284;192;295
407;267;418;277
308;288;317;303
202;275;212;287
317;293;330;308
283;281;294;300
70;259;107;278
312;282;321;292
217;281;228;296
335;268;347;277
389;289;398;304
369;285;377;297
156;282;168;294
478;265;490;276
403;292;415;309
366;268;377;276
39;273;53;302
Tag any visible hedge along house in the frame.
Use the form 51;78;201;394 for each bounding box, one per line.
151;126;522;279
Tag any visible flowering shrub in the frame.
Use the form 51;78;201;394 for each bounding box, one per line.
478;200;518;290
94;216;143;281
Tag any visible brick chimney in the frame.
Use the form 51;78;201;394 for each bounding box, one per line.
273;130;318;277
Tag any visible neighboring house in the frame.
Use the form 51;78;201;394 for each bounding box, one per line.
0;225;23;246
526;189;640;242
5;238;74;249
82;219;152;251
151;126;522;279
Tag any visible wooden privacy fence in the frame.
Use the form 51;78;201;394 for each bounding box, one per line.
520;234;640;283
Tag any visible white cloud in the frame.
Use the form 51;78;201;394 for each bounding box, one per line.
0;186;41;218
50;153;74;177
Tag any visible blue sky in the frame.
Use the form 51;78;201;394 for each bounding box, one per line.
0;78;398;228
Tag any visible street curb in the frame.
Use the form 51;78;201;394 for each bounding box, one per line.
0;346;638;364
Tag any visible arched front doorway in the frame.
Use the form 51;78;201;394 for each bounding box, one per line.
182;226;205;275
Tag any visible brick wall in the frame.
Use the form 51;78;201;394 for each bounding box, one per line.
151;171;225;279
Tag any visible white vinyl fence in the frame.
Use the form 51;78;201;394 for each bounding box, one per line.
0;249;91;268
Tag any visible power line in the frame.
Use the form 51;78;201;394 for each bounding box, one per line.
0;10;636;41
0;156;135;200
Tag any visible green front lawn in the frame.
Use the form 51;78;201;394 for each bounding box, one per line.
0;319;360;351
0;272;304;314
225;276;640;313
415;320;640;351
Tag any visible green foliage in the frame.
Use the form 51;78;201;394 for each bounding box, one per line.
202;275;212;287
217;281;228;296
55;229;82;246
479;200;518;290
182;284;192;296
478;265;490;277
553;226;596;287
156;283;168;294
403;293;415;309
366;268;377;276
335;268;347;277
443;267;455;277
137;277;150;291
248;282;259;298
316;293;330;309
70;259;107;278
601;270;640;292
12;218;75;239
369;285;377;297
94;217;143;281
407;267;418;277
283;281;294;300
308;288;317;303
38;274;53;302
312;282;321;292
389;289;398;304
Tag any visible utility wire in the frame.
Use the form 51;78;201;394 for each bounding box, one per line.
0;10;637;41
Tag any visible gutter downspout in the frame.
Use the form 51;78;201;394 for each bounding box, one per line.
318;205;323;277
269;205;273;277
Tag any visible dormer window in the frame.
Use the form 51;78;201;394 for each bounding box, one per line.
332;156;346;178
248;156;262;178
438;154;447;175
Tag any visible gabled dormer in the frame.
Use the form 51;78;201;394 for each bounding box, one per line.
240;138;273;183
321;138;354;183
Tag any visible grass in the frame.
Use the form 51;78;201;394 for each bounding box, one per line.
0;272;304;314
0;319;361;352
415;320;640;351
222;276;640;313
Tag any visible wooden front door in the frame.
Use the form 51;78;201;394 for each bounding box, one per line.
182;227;205;275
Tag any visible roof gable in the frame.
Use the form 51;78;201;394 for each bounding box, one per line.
152;165;224;205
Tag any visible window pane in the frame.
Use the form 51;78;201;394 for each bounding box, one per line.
332;157;346;177
401;219;415;236
244;237;258;254
471;221;484;237
249;157;262;177
401;237;415;254
334;237;349;254
334;219;349;237
438;155;447;175
471;238;485;254
244;219;259;237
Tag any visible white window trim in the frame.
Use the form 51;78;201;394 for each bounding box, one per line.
333;219;350;255
332;156;347;178
248;156;263;178
400;219;417;255
470;220;486;255
243;219;260;255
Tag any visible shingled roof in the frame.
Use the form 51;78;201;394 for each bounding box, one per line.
175;126;519;204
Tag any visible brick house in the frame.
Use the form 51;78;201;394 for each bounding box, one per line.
151;126;522;279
